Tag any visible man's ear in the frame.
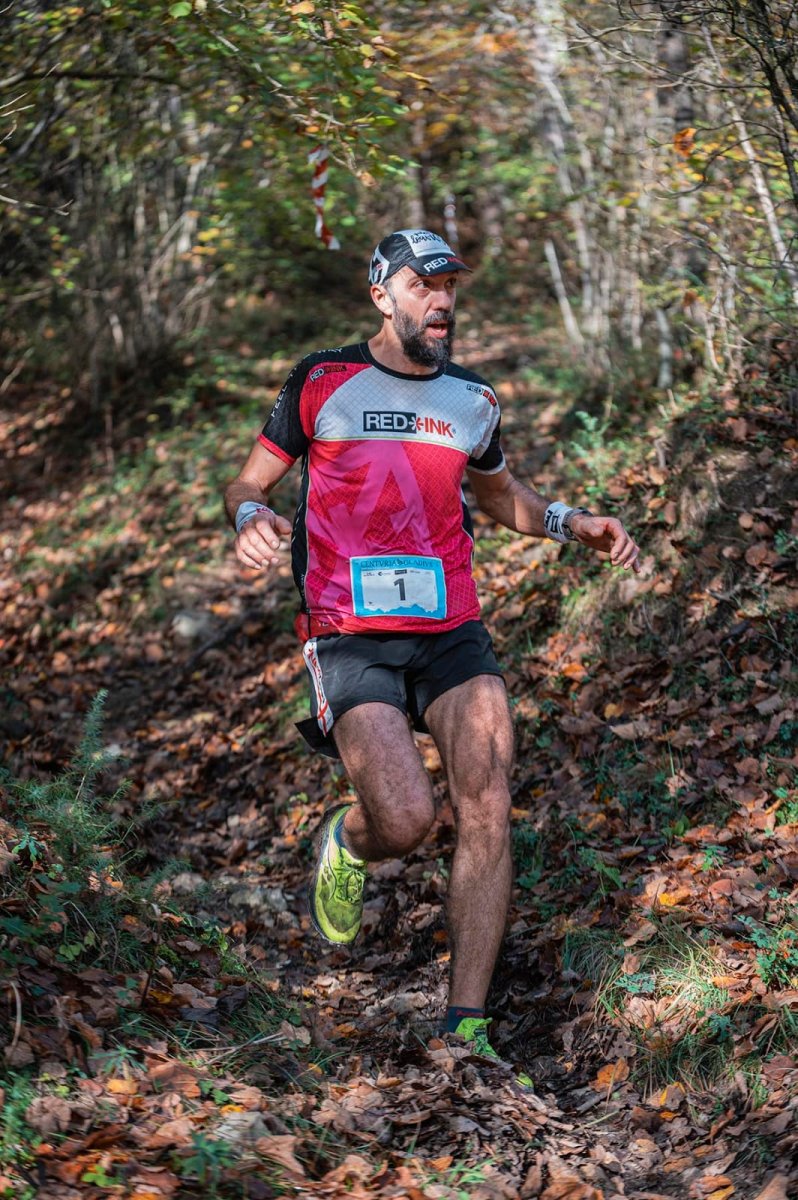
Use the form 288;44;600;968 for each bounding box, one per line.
370;282;393;318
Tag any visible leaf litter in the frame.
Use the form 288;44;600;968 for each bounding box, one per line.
1;332;797;1197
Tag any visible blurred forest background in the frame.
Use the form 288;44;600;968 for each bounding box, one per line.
4;0;798;399
2;3;798;1199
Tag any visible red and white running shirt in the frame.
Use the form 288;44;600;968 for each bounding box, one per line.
258;342;505;639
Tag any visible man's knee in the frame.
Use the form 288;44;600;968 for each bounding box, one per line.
373;797;435;857
454;783;511;846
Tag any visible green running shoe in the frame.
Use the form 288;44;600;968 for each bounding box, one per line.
309;803;367;945
453;1017;535;1091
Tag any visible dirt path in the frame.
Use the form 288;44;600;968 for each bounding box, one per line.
2;352;797;1197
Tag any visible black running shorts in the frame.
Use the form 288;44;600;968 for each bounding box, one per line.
296;620;503;758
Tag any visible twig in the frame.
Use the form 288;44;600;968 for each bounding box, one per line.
138;905;164;1009
4;979;23;1050
199;1031;282;1065
0;347;33;395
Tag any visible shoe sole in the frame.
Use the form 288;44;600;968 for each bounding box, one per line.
308;802;358;944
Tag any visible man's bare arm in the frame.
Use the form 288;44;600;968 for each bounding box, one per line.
467;464;641;573
224;442;294;571
466;466;548;536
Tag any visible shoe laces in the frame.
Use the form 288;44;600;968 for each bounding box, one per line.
333;861;366;903
455;1017;500;1059
470;1023;498;1058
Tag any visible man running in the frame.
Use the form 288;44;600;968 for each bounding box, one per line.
224;228;640;1070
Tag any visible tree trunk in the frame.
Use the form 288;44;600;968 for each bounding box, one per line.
704;25;798;308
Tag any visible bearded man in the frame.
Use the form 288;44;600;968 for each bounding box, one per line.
224;229;640;1080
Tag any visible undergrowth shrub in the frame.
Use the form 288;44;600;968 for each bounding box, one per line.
561;920;777;1097
0;692;181;975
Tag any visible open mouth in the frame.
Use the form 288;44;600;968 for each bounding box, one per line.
425;321;451;340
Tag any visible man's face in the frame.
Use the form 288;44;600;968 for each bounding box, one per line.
386;268;458;368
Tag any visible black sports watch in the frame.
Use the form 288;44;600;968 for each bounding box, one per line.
563;507;594;541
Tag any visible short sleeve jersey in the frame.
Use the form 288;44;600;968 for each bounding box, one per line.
259;341;505;639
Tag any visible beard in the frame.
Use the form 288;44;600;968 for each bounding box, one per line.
393;305;456;368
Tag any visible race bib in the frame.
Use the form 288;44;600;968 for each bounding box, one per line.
350;555;446;620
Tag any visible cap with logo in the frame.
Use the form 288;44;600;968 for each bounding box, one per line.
368;229;471;286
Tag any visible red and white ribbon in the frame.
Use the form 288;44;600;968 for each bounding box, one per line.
308;145;340;250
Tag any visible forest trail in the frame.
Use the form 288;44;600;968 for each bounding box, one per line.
2;328;797;1199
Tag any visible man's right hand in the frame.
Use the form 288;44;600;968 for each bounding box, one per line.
235;511;293;571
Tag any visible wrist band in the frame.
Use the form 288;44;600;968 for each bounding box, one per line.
235;501;273;534
543;502;593;543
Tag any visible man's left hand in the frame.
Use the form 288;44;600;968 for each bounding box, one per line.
569;513;641;573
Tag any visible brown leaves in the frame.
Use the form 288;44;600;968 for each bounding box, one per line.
607;717;655;740
744;542;777;568
541;1179;604;1200
674;126;696;156
698;1183;734;1200
4;343;798;1200
255;1134;306;1178
105;1077;141;1098
25;1096;72;1136
656;1083;686;1111
753;1176;790;1200
591;1059;629;1091
141;1117;198;1149
146;1059;203;1099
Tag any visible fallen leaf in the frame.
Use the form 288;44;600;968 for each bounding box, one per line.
321;1154;375;1185
745;542;773;568
753;1176;789;1200
757;1109;793;1135
147;1061;202;1098
255;1135;306;1177
4;1042;34;1068
699;1178;733;1194
657;888;692;907
143;1117;197;1148
761;990;798;1010
522;1156;544;1197
624;920;658;946
25;1096;72;1136
592;1059;629;1091
127;1168;181;1198
657;1082;685;1109
608;718;653;740
541;1178;604;1200
562;661;588;681
106;1078;140;1096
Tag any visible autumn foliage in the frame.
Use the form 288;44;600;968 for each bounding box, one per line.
2;0;798;1196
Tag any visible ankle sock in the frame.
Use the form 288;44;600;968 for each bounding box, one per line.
445;1005;485;1033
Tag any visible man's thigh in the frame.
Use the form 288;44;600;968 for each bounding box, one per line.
408;620;503;730
333;702;433;814
423;675;514;798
